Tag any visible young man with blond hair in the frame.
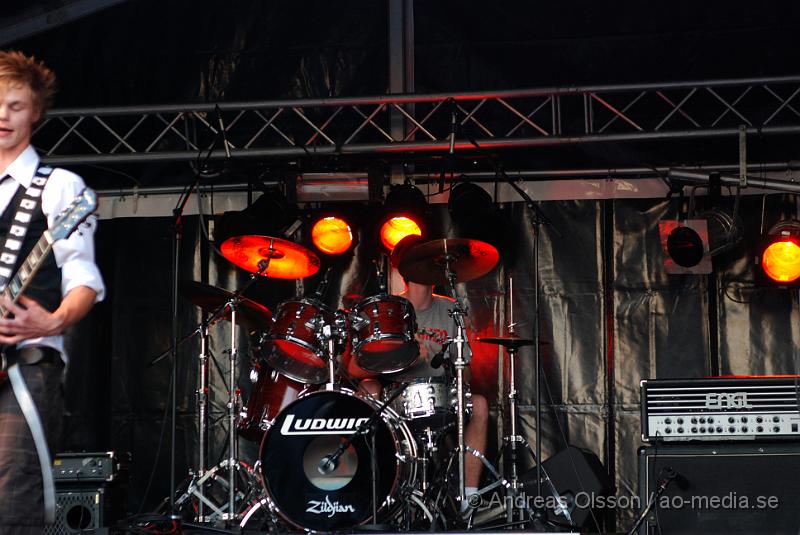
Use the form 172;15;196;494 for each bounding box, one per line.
0;50;104;533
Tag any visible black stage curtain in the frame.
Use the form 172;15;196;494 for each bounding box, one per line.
63;196;799;524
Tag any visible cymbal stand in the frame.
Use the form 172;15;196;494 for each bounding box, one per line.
196;319;210;520
224;257;272;520
443;257;469;506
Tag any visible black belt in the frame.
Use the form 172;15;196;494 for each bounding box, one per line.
16;346;63;366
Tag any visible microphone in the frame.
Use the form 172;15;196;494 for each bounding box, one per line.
314;266;333;299
318;455;338;475
430;341;452;369
671;468;690;490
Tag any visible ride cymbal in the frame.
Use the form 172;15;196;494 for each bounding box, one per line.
477;335;535;349
398;238;499;286
179;280;272;331
221;235;321;279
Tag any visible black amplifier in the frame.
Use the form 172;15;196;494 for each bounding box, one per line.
53;451;130;483
640;377;800;442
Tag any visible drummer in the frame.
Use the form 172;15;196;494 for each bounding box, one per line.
357;241;489;511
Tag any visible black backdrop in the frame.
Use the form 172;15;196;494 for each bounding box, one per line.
62;194;800;526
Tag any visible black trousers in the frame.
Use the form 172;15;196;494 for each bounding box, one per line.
0;349;64;534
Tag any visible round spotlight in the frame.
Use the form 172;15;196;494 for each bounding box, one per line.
762;220;800;283
379;184;427;251
667;226;705;268
311;216;353;255
380;216;422;251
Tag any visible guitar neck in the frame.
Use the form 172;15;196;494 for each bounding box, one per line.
0;231;54;319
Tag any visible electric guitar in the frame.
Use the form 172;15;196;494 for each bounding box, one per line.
0;188;98;378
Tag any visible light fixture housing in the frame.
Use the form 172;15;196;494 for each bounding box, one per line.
759;220;800;285
310;215;354;255
378;184;427;251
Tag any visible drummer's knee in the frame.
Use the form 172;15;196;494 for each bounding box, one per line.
471;393;489;427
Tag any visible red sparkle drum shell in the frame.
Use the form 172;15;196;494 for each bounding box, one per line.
265;298;336;384
259;388;416;532
237;365;306;442
350;294;419;374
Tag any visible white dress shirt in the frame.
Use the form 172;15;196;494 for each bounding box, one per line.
0;145;105;357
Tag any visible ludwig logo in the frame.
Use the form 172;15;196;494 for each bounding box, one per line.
280;414;370;435
705;392;753;410
306;495;356;517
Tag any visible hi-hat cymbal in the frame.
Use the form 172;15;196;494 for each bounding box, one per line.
398;238;499;286
477;334;535;349
221;235;321;279
179;281;272;331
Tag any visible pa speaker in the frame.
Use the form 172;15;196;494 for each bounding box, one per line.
521;445;611;530
638;443;800;534
44;488;112;535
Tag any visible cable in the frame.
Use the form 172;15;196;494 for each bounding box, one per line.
136;354;177;514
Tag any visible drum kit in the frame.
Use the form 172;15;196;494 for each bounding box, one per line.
169;232;552;532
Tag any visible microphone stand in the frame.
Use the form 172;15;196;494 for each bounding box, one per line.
627;467;678;535
317;384;409;526
495;164;562;514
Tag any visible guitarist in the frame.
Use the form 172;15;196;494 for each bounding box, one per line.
0;51;104;533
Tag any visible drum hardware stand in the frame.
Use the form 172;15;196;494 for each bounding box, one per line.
317;384;409;527
441;254;470;507
160;258;272;525
494;166;564;528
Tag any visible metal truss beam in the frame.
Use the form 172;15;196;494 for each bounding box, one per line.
33;75;800;166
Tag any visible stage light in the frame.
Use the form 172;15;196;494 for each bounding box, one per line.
379;184;427;251
311;216;354;255
660;209;742;275
760;220;800;284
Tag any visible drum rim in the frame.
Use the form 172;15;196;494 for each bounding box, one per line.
258;387;416;532
352;293;414;309
274;296;336;313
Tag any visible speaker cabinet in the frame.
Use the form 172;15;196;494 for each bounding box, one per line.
44;488;110;535
638;443;800;534
521;446;611;530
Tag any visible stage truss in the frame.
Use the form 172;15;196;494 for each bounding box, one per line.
33;75;800;173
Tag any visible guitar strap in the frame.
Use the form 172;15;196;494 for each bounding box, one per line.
0;164;56;524
0;164;53;291
7;362;56;523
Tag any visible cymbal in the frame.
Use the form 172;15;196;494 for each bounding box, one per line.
179;281;272;331
398;238;499;286
221;235;320;279
477;335;535;349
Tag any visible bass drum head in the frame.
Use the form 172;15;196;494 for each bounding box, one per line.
260;390;415;532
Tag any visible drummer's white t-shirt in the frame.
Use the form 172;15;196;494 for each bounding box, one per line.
393;293;471;380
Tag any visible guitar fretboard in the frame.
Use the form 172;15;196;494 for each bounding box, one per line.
0;231;53;318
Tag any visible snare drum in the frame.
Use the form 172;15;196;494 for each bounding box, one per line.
265;298;336;384
390;377;472;430
350;294;419;374
260;389;416;532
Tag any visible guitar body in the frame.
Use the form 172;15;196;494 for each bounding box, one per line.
0;188;97;389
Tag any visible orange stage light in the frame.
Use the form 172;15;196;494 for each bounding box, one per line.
311;216;353;254
380;216;422;251
762;239;800;283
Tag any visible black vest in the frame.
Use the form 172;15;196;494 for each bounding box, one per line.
0;184;62;312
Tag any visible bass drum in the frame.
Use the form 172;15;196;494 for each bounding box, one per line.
260;389;416;532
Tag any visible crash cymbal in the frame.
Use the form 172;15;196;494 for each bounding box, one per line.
221;235;321;279
179;281;272;331
477;335;535;349
398;238;499;286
